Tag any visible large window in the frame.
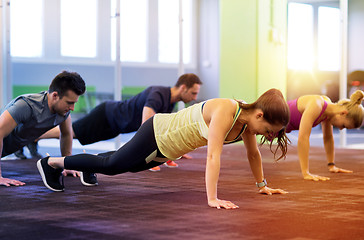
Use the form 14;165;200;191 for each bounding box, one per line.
111;0;193;64
287;3;340;71
10;0;196;66
318;6;340;71
158;0;192;64
287;3;314;70
111;0;148;62
60;0;97;58
10;0;43;57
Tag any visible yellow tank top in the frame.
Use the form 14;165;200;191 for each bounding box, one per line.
153;101;244;160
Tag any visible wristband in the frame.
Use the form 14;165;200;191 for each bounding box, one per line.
327;163;335;166
256;179;267;188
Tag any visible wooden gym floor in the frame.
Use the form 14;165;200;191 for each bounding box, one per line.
0;141;363;240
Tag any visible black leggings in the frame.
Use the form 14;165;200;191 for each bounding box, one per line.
72;102;119;145
64;117;166;175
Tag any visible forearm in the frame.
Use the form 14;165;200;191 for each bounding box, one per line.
0;137;25;186
60;135;72;156
0;140;3;177
142;107;156;124
205;156;220;201
247;152;264;183
297;138;310;175
323;137;335;164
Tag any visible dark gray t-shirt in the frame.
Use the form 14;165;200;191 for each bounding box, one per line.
2;91;70;156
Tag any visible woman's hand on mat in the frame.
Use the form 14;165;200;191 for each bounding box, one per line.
62;169;81;177
258;186;288;195
328;165;353;173
208;198;239;210
303;172;330;181
0;176;25;187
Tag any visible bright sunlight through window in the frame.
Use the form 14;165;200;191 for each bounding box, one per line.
60;0;97;58
111;0;148;62
318;6;340;71
158;0;192;64
287;3;314;70
10;0;43;57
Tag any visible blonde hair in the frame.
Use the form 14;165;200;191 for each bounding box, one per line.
337;90;364;128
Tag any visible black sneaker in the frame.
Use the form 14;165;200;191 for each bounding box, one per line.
14;149;27;159
80;172;98;186
37;156;64;192
27;142;43;159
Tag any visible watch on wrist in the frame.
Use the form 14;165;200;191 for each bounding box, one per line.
256;179;267;188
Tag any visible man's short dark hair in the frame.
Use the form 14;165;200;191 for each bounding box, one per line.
175;73;202;89
49;71;86;98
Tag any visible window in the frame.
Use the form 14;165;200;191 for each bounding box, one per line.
10;0;196;66
158;0;192;64
111;0;148;62
10;0;43;57
111;0;193;64
287;3;314;70
318;6;340;71
287;3;340;71
60;0;97;58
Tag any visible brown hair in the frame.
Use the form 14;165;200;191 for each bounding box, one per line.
337;90;364;128
175;73;202;88
49;71;86;98
236;88;290;161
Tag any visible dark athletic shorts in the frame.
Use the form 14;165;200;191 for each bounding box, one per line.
72;102;119;145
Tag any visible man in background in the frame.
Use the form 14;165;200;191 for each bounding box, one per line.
35;73;202;182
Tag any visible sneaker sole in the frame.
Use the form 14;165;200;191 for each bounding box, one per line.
164;163;178;168
36;160;64;192
80;172;98;186
149;168;160;172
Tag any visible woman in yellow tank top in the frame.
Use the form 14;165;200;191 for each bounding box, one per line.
37;88;290;210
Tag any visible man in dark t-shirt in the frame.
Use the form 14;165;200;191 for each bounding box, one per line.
39;73;202;147
79;73;202;174
70;86;178;145
102;86;176;142
37;74;202;177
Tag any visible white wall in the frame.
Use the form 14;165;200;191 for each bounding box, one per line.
197;0;219;99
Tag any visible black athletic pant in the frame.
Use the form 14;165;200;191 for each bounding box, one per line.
72;102;119;145
64;117;166;175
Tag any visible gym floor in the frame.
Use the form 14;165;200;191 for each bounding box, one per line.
0;129;363;240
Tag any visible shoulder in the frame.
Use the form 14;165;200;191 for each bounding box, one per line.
4;97;33;124
204;98;237;115
14;92;47;110
202;99;238;133
19;92;46;101
321;95;332;103
144;86;169;96
206;98;235;106
298;95;327;118
5;96;31;111
298;95;327;109
152;86;170;94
